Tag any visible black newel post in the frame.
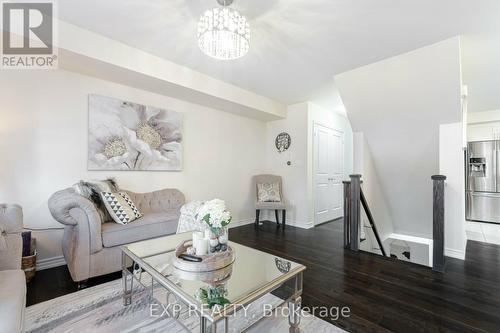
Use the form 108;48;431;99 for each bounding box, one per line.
349;174;362;251
432;175;446;272
343;181;351;249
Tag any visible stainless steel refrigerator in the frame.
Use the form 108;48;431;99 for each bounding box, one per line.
466;140;500;224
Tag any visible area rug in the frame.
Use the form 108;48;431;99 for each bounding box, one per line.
26;278;345;333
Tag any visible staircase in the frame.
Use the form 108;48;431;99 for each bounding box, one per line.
335;37;462;240
343;174;446;272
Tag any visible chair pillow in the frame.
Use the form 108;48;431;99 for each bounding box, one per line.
257;182;281;202
100;191;143;225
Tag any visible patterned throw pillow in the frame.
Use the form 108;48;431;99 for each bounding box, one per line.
100;192;143;225
257;182;281;202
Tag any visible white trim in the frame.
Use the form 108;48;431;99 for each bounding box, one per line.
303;220;315;229
229;218;254;228
285;219;314;229
387;233;433;245
387;233;434;266
37;255;66;271
445;247;466;260
264;218;314;229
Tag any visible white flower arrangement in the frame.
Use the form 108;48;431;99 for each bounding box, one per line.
196;199;232;231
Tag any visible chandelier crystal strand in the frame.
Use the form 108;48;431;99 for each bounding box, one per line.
197;5;250;60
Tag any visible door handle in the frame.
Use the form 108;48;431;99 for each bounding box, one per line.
471;192;500;199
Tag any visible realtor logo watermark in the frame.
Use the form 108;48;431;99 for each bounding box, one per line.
1;1;57;69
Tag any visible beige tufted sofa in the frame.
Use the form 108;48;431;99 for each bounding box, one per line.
48;188;185;284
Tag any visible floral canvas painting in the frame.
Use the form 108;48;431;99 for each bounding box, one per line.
88;95;183;171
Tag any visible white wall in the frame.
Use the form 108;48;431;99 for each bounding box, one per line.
439;123;466;260
336;37;463;238
353;132;394;253
264;102;353;228
265;103;309;227
0;70;267;265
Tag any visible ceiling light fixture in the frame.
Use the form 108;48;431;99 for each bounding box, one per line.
197;0;250;60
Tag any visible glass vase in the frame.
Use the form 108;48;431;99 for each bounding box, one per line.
208;226;229;254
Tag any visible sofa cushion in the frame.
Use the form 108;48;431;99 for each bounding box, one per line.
101;211;179;247
0;270;26;333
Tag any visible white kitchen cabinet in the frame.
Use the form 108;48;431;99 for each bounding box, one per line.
468;122;500;142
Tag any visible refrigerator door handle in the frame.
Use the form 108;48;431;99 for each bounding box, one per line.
471;192;500;199
497;139;500;193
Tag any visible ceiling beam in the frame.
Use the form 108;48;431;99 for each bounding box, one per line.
55;21;286;121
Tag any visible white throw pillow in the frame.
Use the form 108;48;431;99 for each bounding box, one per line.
100;192;143;225
257;182;281;202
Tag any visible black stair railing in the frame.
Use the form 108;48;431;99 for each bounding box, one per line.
432;175;446;272
343;174;447;271
360;188;387;257
342;180;351;250
343;174;386;256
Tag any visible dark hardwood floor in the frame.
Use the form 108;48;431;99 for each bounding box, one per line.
26;266;121;307
230;220;500;333
28;219;500;333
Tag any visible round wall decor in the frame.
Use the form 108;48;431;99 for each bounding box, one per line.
275;132;291;153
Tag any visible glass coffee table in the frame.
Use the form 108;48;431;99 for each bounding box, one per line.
121;232;306;333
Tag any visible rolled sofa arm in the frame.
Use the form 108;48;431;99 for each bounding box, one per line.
0;204;23;270
0;204;23;232
48;188;103;254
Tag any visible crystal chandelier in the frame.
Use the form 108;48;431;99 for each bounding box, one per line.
197;0;250;60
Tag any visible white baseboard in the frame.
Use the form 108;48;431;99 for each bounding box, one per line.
264;219;314;229
445;247;466;260
37;255;66;271
229;218;313;229
229;218;254;228
290;220;314;229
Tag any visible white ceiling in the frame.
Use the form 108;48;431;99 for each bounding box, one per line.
57;0;500;112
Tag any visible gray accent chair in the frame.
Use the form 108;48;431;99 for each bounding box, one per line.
0;204;26;333
254;174;286;228
48;188;185;284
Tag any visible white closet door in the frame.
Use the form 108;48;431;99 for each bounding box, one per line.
314;124;344;225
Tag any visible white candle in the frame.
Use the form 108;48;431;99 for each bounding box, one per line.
192;231;204;244
194;238;208;256
204;228;210;240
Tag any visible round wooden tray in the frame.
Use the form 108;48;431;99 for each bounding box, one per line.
173;240;235;273
173;262;233;284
